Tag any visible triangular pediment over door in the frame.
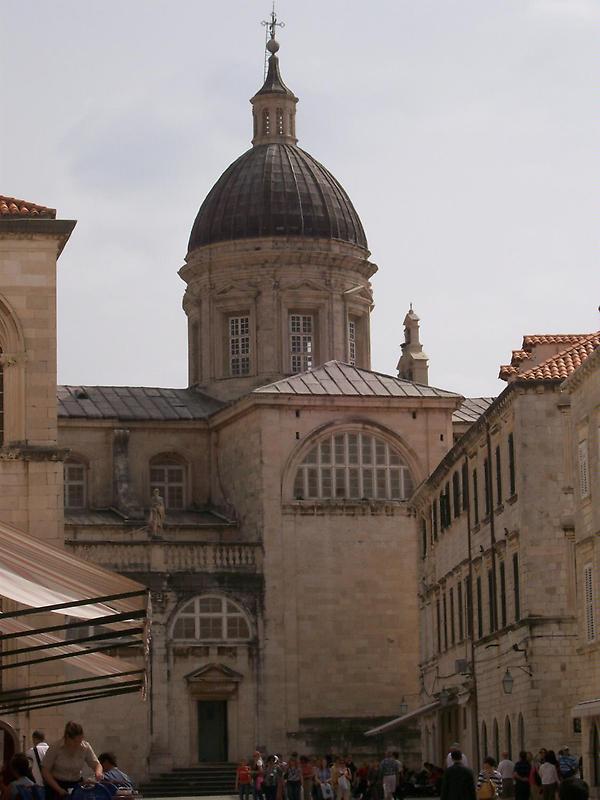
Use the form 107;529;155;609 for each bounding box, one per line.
185;663;243;698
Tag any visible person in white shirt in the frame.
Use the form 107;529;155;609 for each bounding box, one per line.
26;731;49;788
446;744;469;768
539;751;560;800
497;753;515;798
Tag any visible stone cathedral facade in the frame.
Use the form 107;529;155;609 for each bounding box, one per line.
0;30;475;780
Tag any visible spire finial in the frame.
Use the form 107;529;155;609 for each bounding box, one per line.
262;3;285;43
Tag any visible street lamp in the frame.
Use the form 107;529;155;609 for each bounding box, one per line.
439;688;450;706
502;669;514;694
399;696;408;715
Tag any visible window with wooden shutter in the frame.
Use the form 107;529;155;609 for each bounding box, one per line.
584;564;596;643
578;440;590;498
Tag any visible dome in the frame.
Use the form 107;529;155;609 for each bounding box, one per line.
188;143;368;252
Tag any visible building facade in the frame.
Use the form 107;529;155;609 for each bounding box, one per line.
411;333;599;793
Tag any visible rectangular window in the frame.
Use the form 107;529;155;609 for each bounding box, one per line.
508;433;516;496
436;598;441;653
578;440;590;498
499;561;507;628
476;576;483;638
453;472;461;518
495;445;502;505
584;564;596;643
513;553;521;622
229;315;250;376
465;577;473;638
450;587;456;646
64;463;86;509
421;518;427;559
461;462;468;511
432;500;438;541
347;318;357;365
472;469;479;524
289;314;313;373
483;457;491;516
443;593;448;650
488;568;495;633
457;581;464;641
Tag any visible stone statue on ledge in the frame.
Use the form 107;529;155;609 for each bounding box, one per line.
147;488;166;537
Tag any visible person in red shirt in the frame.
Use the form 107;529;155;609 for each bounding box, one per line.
237;760;253;800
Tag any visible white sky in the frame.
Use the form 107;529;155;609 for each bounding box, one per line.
1;0;598;396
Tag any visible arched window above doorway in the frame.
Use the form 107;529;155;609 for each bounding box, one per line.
172;596;251;643
150;455;186;510
293;430;414;501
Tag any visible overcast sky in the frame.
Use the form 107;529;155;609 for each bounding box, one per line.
1;0;597;396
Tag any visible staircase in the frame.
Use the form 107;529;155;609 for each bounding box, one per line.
139;764;237;798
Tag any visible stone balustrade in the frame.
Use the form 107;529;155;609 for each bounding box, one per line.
66;540;262;574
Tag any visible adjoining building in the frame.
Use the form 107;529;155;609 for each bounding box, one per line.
405;332;599;787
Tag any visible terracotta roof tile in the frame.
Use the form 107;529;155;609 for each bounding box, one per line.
522;334;589;347
0;195;56;219
511;349;531;363
517;333;600;382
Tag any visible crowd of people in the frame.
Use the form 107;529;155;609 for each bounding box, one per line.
0;723;135;800
235;745;592;800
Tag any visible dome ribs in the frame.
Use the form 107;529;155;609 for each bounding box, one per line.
188;144;368;251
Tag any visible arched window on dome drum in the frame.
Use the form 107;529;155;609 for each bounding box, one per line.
150;456;186;510
262;109;270;136
293;431;414;501
276;107;284;135
289;113;295;138
172;595;251;642
0;347;4;447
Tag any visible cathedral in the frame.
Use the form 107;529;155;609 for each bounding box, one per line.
0;21;478;781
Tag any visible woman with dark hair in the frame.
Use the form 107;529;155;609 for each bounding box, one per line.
8;754;35;800
42;723;102;800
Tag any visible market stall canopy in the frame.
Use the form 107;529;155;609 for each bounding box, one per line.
364;701;440;736
0;519;149;712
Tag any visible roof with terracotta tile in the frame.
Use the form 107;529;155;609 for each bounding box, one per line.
516;333;600;382
254;361;461;399
522;334;590;347
0;195;56;219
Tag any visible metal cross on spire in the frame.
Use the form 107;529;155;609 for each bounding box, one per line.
261;3;285;78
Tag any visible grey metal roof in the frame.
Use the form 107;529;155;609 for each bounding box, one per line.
254;361;462;399
452;397;495;424
58;385;224;421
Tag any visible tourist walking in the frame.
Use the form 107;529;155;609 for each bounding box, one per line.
26;732;48;789
538;752;559;800
41;722;102;800
512;752;531;800
558;749;578;781
378;752;400;800
440;750;476;800
476;757;502;799
497;753;515;798
446;744;469;768
315;759;332;800
285;756;303;800
236;759;253;800
263;756;281;800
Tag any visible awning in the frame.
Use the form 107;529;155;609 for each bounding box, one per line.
0;519;149;711
0;518;145;620
571;699;600;718
365;701;440;736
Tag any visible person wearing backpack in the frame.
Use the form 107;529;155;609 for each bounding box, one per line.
476;758;502;799
25;732;48;791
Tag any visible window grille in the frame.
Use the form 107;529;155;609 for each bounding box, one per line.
293;431;413;501
229;316;250;376
347;318;357;365
289;314;313;373
172;595;251;642
64;461;86;510
150;459;185;509
584;564;596;643
508;433;516;495
578;440;590;498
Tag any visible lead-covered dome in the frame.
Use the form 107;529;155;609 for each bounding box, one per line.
188;143;368;252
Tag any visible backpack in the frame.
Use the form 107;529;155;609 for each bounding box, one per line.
476;779;495;800
16;786;45;800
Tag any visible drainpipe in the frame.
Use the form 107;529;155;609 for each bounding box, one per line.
485;423;499;630
464;456;480;766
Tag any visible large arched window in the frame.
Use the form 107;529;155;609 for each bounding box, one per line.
293;431;413;501
172;595;251;642
64;459;87;510
150;456;186;510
